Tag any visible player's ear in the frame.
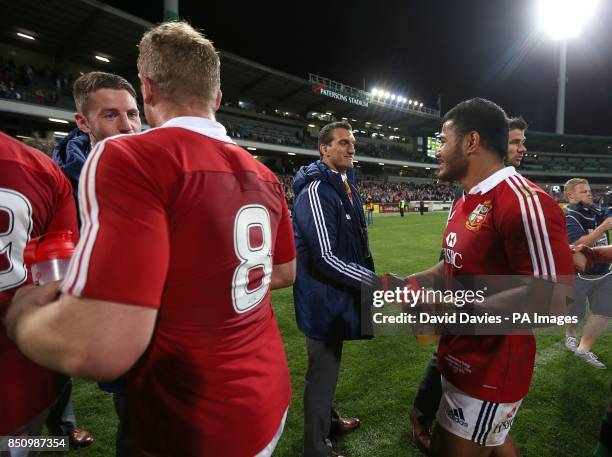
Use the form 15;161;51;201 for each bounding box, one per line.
74;112;90;134
214;89;222;111
466;131;480;154
139;73;154;105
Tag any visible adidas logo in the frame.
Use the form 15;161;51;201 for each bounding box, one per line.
446;408;468;427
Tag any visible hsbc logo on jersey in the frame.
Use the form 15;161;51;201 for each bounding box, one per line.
445;232;457;248
443;232;463;269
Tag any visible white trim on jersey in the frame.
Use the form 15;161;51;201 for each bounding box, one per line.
307;180;370;282
162;116;236;144
62;141;105;295
505;175;557;281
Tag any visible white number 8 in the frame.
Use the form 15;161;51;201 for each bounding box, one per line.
232;205;273;313
0;188;33;291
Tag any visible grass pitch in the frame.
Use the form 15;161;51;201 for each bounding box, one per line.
62;212;610;456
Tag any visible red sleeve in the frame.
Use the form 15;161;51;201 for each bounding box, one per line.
273;188;296;265
498;183;574;280
61;139;171;308
47;167;79;242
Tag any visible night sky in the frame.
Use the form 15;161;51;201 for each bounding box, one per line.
105;0;612;136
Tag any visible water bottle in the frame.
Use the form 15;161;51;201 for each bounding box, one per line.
24;230;75;285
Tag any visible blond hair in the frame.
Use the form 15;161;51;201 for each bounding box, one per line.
564;178;589;195
137;21;220;105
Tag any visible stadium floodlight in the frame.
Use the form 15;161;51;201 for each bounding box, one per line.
419;102;424;107
384;92;390;99
390;94;396;101
539;0;599;133
408;100;413;105
48;118;69;124
95;55;110;63
17;32;35;40
371;88;379;96
539;0;598;40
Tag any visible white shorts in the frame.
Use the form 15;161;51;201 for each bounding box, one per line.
254;408;288;457
436;376;522;447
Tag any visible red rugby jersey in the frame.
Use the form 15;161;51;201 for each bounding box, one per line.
437;167;573;403
61;117;295;456
0;132;78;434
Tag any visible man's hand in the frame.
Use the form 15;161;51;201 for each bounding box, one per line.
380;272;407;291
4;281;61;340
571;244;595;273
597;216;612;234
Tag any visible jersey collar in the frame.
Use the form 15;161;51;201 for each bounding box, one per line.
162;116;236;144
468;166;517;195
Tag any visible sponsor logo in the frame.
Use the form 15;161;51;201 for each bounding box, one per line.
506;406;517;419
446;408;468;427
443;232;463;268
446;232;457;248
466;200;492;232
492;418;515;434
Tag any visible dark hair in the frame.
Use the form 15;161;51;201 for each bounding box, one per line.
318;121;352;151
73;72;137;114
442;98;508;160
508;116;528;131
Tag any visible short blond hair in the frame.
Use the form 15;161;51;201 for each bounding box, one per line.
137;21;220;105
564;178;589;195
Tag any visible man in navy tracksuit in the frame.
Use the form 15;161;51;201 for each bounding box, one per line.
563;178;611;369
293;121;377;457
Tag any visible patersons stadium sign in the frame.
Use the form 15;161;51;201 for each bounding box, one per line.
313;85;369;107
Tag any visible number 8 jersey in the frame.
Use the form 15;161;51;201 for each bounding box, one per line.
61;117;296;457
0;132;78;435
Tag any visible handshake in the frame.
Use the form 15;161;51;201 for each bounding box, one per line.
375;273;439;311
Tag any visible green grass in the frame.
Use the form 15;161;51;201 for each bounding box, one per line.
64;212;610;456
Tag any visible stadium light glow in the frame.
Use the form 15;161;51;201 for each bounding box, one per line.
425;167;431;170
539;0;598;40
247;147;257;151
408;100;413;105
53;131;68;137
390;94;396;101
371;88;378;96
384;92;390;99
287;152;296;156
95;55;110;63
48;118;69;124
419;102;424;107
17;32;35;40
378;162;385;166
307;124;316;128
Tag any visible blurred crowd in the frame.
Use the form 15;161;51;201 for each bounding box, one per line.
0;56;76;106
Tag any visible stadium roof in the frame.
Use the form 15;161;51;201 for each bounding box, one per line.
1;0;441;135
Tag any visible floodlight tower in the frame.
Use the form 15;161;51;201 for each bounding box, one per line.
539;0;598;134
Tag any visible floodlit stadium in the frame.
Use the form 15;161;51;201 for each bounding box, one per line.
1;1;611;456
